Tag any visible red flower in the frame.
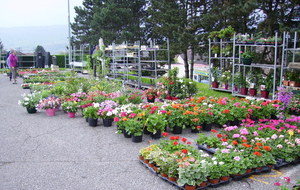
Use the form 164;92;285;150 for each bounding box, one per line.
181;149;188;154
221;138;227;142
181;137;187;142
223;109;230;114
187;141;191;145
170;136;175;140
211;129;217;133
242;139;248;143
254;151;262;156
197;125;202;129
253;147;260;150
173;141;179;145
256;142;263;146
232;140;238;145
263;146;271;151
162;132;169;137
175;136;180;140
217;134;223;138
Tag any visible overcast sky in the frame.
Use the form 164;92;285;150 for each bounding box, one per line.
0;0;83;27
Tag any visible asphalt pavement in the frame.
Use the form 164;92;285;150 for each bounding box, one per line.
0;74;299;190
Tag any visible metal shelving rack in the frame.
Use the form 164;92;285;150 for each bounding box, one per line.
105;39;170;89
232;33;283;100
208;38;237;92
280;32;300;91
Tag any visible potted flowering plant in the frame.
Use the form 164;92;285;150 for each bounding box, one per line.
144;109;168;139
219;70;232;89
177;159;210;189
208;157;231;183
83;103;100;126
240;51;255;65
62;101;78;118
123;117;144;143
37;96;61;116
97;100;118;127
18;92;41;114
143;88;158;102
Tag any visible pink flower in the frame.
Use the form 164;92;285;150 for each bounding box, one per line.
274;182;281;186
240;128;249;135
113;117;120;122
284;177;291;183
253;131;258;136
120;112;127;117
232;134;240;138
234;156;240;161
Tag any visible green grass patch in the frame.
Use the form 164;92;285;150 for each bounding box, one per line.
196;83;233;98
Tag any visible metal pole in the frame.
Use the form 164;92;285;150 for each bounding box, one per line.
68;0;72;68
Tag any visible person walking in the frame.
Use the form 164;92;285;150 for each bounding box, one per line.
8;50;18;84
6;51;12;81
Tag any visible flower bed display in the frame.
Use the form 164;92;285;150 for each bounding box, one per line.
139;117;300;189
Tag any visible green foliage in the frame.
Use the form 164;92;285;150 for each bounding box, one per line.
54;54;66;68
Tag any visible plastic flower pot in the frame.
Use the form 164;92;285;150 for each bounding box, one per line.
45;108;56;116
151;130;161;139
242;58;252;65
172;126;182;134
132;134;143;143
261;90;269;99
240;87;248;95
249;88;257;96
224;83;229;90
26;107;37;114
67;112;76;118
212;81;219;88
102;118;113;127
88;118;98;127
123;130;132;138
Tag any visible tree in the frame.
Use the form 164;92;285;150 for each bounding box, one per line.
0;39;4;50
35;45;46;55
71;0;146;46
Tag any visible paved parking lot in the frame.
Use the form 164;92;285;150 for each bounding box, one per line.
0;74;299;190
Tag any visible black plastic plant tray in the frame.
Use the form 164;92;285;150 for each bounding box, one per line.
197;144;216;154
209;178;232;188
254;166;272;174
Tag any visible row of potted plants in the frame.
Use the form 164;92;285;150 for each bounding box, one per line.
139;116;300;190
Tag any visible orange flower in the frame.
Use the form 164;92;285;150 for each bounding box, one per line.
122;117;128;121
254;151;262;156
263;146;271;151
210;98;216;102
193;107;199;111
138;113;145;117
192;118;199;123
253;147;260;150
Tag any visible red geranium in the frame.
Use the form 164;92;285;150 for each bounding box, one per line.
181;137;187;142
211;129;217;133
253;151;262;156
162;132;169;137
173;141;179;145
263;146;271;151
217;134;223;138
181;149;188;154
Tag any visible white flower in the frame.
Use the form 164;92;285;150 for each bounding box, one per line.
93;103;100;108
219;162;224;165
213;161;218;165
212;157;216;160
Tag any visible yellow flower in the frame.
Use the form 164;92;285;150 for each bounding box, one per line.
288;130;294;136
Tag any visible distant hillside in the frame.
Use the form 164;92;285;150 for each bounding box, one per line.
0;25;69;54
